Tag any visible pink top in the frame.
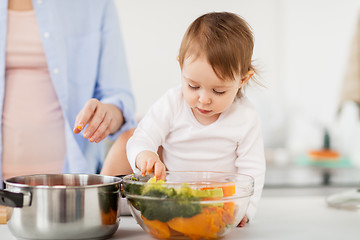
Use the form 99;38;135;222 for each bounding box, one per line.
2;10;65;180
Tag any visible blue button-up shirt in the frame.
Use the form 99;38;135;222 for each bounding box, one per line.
0;0;136;183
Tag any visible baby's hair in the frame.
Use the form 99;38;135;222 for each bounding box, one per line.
178;12;258;97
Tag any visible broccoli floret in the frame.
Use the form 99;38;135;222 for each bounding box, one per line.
140;194;201;222
123;175;144;211
128;177;202;222
124;174;143;195
171;196;202;219
142;178;176;197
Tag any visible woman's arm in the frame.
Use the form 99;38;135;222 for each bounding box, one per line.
100;127;165;176
101;128;135;176
73;0;136;143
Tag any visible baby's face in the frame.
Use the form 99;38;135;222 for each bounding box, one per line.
181;56;242;125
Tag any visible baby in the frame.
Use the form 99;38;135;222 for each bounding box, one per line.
127;12;266;226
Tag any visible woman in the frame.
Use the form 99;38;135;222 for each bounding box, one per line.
0;0;136;184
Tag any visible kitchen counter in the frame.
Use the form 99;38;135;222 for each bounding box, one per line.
264;164;360;187
1;187;359;240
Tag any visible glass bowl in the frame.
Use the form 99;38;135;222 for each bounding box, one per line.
122;171;254;239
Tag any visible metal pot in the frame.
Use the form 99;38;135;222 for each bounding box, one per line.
0;174;123;240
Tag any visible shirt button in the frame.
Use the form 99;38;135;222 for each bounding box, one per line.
53;68;59;74
43;32;50;38
37;0;43;4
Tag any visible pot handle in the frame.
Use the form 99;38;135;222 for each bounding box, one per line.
0;190;31;208
115;175;126;198
115;175;126;178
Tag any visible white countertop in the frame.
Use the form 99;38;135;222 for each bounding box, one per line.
1;187;359;240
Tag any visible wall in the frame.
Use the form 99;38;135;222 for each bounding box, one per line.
114;0;360;164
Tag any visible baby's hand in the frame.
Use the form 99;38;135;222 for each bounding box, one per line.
237;215;249;227
135;151;166;180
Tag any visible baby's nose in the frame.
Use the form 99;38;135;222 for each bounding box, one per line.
198;92;211;104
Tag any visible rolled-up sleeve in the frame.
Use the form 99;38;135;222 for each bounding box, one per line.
95;0;137;141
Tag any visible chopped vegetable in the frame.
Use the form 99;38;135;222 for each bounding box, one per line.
126;176;238;239
142;215;171;239
201;182;235;197
182;185;224;198
124;175;144;211
125;176;202;222
222;202;235;225
167;206;226;239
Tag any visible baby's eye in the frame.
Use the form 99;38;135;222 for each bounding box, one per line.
213;89;225;95
188;84;199;90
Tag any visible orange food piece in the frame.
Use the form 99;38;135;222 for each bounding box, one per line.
142;215;171;239
222;202;235;225
308;149;340;161
221;184;235;197
167;207;226;239
201;182;236;197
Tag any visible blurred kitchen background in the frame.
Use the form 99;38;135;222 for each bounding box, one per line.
114;0;360;188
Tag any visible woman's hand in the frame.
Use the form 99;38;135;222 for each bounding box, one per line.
136;150;166;180
73;99;124;143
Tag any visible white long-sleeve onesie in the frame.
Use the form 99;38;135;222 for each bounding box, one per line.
127;85;266;220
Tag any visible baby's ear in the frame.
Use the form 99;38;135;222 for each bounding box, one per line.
240;70;254;87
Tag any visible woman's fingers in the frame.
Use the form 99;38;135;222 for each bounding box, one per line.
84;110;105;139
73;99;99;134
73;99;117;143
